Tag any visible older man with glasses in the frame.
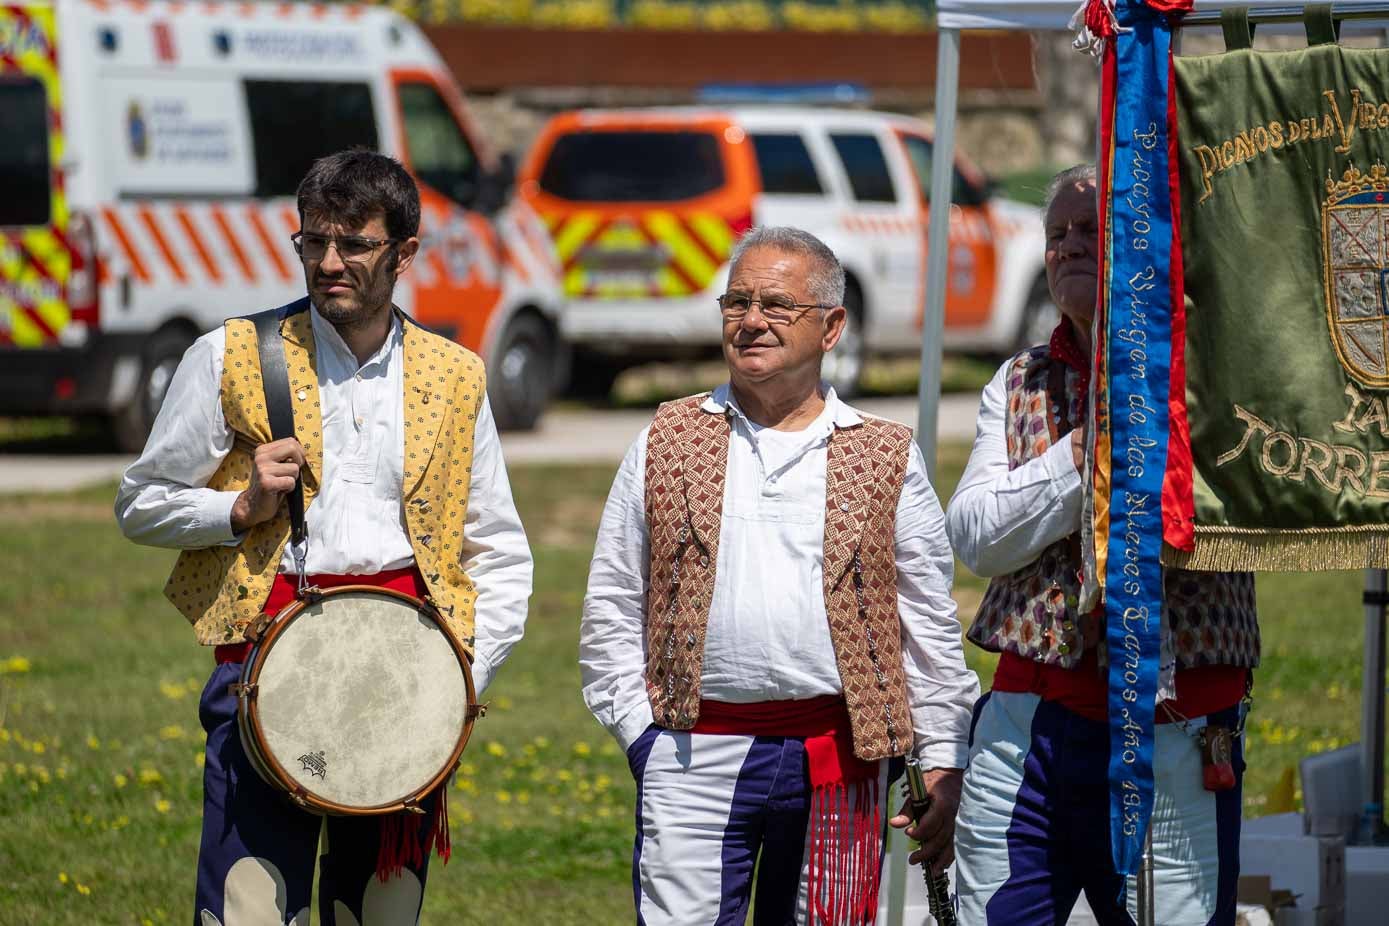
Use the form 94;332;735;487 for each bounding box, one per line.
116;150;533;925
580;225;978;924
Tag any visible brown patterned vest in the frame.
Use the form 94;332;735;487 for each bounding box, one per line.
163;298;487;652
967;347;1261;670
642;394;915;761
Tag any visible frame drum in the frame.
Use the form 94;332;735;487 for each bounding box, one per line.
235;586;476;815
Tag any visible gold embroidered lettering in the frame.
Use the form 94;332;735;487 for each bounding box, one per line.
1193;146;1219;203
1356;395;1389;437
1369;451;1389;500
1269;120;1285;148
1335;382;1369;433
1324;88;1357;153
1219;405;1274;466
1261;431;1299;476
1297;437;1338;490
1233;131;1255;163
1335;445;1369;495
1379;102;1389;129
1253;126;1270;152
1289;119;1303;143
1220;140;1236;169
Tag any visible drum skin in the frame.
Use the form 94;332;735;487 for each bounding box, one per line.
237;587;475;815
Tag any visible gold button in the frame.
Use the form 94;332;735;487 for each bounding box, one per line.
1062;620;1075;633
1057;643;1071;655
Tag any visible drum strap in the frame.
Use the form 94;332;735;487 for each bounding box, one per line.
250;309;308;564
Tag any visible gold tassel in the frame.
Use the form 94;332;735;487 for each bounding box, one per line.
1163;528;1389;572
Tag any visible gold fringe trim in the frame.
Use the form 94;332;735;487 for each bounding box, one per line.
1162;526;1389;572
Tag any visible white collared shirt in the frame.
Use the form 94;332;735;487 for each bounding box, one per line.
580;384;979;769
114;306;533;694
944;357;1084;577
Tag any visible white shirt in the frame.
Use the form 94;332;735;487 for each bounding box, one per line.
580;384;979;769
114;307;533;694
945;358;1084;578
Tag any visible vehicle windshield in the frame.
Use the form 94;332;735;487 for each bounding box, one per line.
0;78;51;226
538;130;725;202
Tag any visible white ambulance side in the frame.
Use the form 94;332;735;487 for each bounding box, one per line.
36;0;559;449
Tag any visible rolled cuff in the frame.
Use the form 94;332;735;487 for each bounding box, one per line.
470;651;495;699
612;699;656;754
914;738;969;772
203;490;245;548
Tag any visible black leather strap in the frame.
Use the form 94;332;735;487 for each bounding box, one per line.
250;309;306;548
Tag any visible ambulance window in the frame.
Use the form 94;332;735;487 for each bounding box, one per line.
900;134;984;207
396;83;478;208
538;131;724;202
829;133;897;204
0;78;50;226
750;134;822;195
244;80;378;197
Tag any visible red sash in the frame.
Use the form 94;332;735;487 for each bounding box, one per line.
693;696;882;926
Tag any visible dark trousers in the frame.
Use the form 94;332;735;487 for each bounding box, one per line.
195;660;434;926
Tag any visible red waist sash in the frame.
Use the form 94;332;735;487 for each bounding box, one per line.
692;696;883;925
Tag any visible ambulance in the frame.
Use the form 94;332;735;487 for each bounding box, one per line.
518;106;1050;396
0;0;563;450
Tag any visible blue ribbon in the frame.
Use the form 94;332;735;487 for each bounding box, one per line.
1104;0;1176;886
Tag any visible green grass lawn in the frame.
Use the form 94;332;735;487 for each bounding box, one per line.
0;452;1374;922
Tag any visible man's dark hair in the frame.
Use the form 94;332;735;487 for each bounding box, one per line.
296;149;421;241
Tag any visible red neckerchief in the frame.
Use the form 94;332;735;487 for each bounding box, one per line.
1048;319;1091;389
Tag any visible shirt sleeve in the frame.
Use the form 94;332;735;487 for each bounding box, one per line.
896;441;981;770
460;396;535;697
579;428;655;754
114;328;243;549
944;360;1083;578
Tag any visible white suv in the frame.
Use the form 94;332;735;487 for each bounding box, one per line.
517;105;1051;395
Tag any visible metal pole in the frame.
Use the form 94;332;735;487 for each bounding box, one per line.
1359;568;1388;845
914;26;960;484
1177;2;1389;27
1135;827;1156;926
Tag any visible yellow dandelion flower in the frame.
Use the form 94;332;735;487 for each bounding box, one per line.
28;780;38;793
572;741;592;758
13;763;27;777
159;725;185;741
139;768;163;786
485;742;506;757
113;773;128;789
533;736;551;749
56;765;68;780
113;815;130;829
58;872;69;884
34;765;50;784
82;814;93;825
2;656;31;674
144;920;155;926
549;805;564;816
501;818;516;830
595;774;612;791
557;769;573;782
159;681;187;700
0;728;9;743
495;696;514;710
598;805;613;818
458;808;475;824
155;798;172;814
495;789;513;803
86;735;100;750
516;790;531;805
76;883;91;896
31;741;46;755
599;741;620;757
460;762;477;776
522;744;538;758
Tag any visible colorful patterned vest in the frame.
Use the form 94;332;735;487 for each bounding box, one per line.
967;347;1260;670
163;298;488;653
642;394;915;761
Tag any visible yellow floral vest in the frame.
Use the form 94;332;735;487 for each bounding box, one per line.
163;298;486;652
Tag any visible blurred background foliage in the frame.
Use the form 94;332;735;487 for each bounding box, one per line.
377;0;935;32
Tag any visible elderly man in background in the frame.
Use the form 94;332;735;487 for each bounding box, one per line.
946;165;1259;925
580;225;978;925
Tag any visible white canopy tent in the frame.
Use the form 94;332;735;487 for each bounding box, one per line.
894;2;1389;923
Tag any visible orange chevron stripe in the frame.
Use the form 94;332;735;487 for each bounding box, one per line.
211;206;256;282
101;207;151;284
247;207;293;282
138;207;187;283
174;206;223;283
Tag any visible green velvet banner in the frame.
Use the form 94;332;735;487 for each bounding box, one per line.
1170;34;1389;571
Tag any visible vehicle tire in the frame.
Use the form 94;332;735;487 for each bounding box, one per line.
564;351;625;401
489;313;554;432
110;327;195;454
822;282;865;398
1014;276;1059;354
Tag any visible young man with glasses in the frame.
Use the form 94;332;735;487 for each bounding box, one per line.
116;150;533;924
580;226;978;924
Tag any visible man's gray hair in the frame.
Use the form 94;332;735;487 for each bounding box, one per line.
1042;163;1097;219
728;226;846;307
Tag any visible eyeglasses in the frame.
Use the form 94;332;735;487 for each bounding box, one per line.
291;231;399;263
716;293;831;324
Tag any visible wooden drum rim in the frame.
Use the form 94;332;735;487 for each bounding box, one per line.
238;585;477;816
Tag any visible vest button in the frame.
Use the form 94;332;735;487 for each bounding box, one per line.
1062;620;1076;633
700;555;709;567
1057;642;1071;655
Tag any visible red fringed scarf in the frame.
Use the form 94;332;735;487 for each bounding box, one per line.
694;696;883;925
376;793;451;882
